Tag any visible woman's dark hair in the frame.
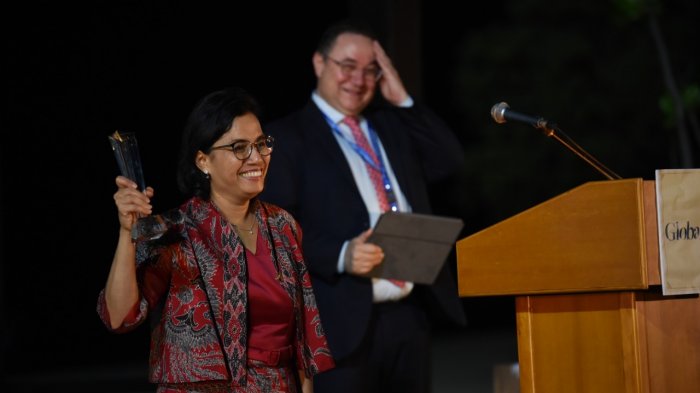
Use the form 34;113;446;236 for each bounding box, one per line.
176;86;261;200
316;19;378;57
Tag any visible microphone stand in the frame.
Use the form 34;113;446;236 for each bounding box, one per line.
532;118;622;180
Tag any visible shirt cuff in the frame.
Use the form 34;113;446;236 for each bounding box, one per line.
399;96;414;108
337;241;350;273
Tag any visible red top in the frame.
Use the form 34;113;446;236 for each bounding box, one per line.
247;229;295;365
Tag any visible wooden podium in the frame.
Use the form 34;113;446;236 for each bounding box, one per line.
456;178;700;393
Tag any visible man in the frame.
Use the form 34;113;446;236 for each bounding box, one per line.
261;20;467;393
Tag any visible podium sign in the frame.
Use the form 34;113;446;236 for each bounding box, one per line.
655;168;700;295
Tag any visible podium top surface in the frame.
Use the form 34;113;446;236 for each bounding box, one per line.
456;179;652;297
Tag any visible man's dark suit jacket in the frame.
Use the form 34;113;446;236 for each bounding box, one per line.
261;99;467;360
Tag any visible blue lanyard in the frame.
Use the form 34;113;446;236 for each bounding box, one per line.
323;114;399;211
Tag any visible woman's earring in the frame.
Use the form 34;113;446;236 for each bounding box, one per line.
203;170;210;180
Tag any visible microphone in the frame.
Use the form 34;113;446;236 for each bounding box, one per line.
490;102;548;129
490;101;622;180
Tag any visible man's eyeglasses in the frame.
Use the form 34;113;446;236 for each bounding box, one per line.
209;135;274;160
326;56;383;82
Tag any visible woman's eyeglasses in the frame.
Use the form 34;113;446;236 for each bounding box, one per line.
209;135;274;160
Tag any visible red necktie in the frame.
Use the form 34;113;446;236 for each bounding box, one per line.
343;116;390;210
343;116;405;288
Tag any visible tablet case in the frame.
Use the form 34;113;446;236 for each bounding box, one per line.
365;212;464;284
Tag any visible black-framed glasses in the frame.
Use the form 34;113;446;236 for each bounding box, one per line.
209;135;274;160
326;56;383;82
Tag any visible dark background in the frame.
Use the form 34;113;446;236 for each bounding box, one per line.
3;0;699;391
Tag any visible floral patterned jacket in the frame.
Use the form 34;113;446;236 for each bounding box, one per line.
97;197;334;385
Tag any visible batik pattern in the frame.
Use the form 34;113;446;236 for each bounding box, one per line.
97;197;334;389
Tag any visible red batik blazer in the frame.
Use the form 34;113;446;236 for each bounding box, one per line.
97;197;334;385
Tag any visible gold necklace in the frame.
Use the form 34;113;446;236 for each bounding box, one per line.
234;222;255;235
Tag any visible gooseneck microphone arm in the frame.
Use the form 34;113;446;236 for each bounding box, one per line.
491;102;622;180
541;123;622;180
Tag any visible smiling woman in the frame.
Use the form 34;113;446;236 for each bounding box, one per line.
96;87;334;392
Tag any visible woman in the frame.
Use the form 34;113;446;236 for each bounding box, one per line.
97;87;334;393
